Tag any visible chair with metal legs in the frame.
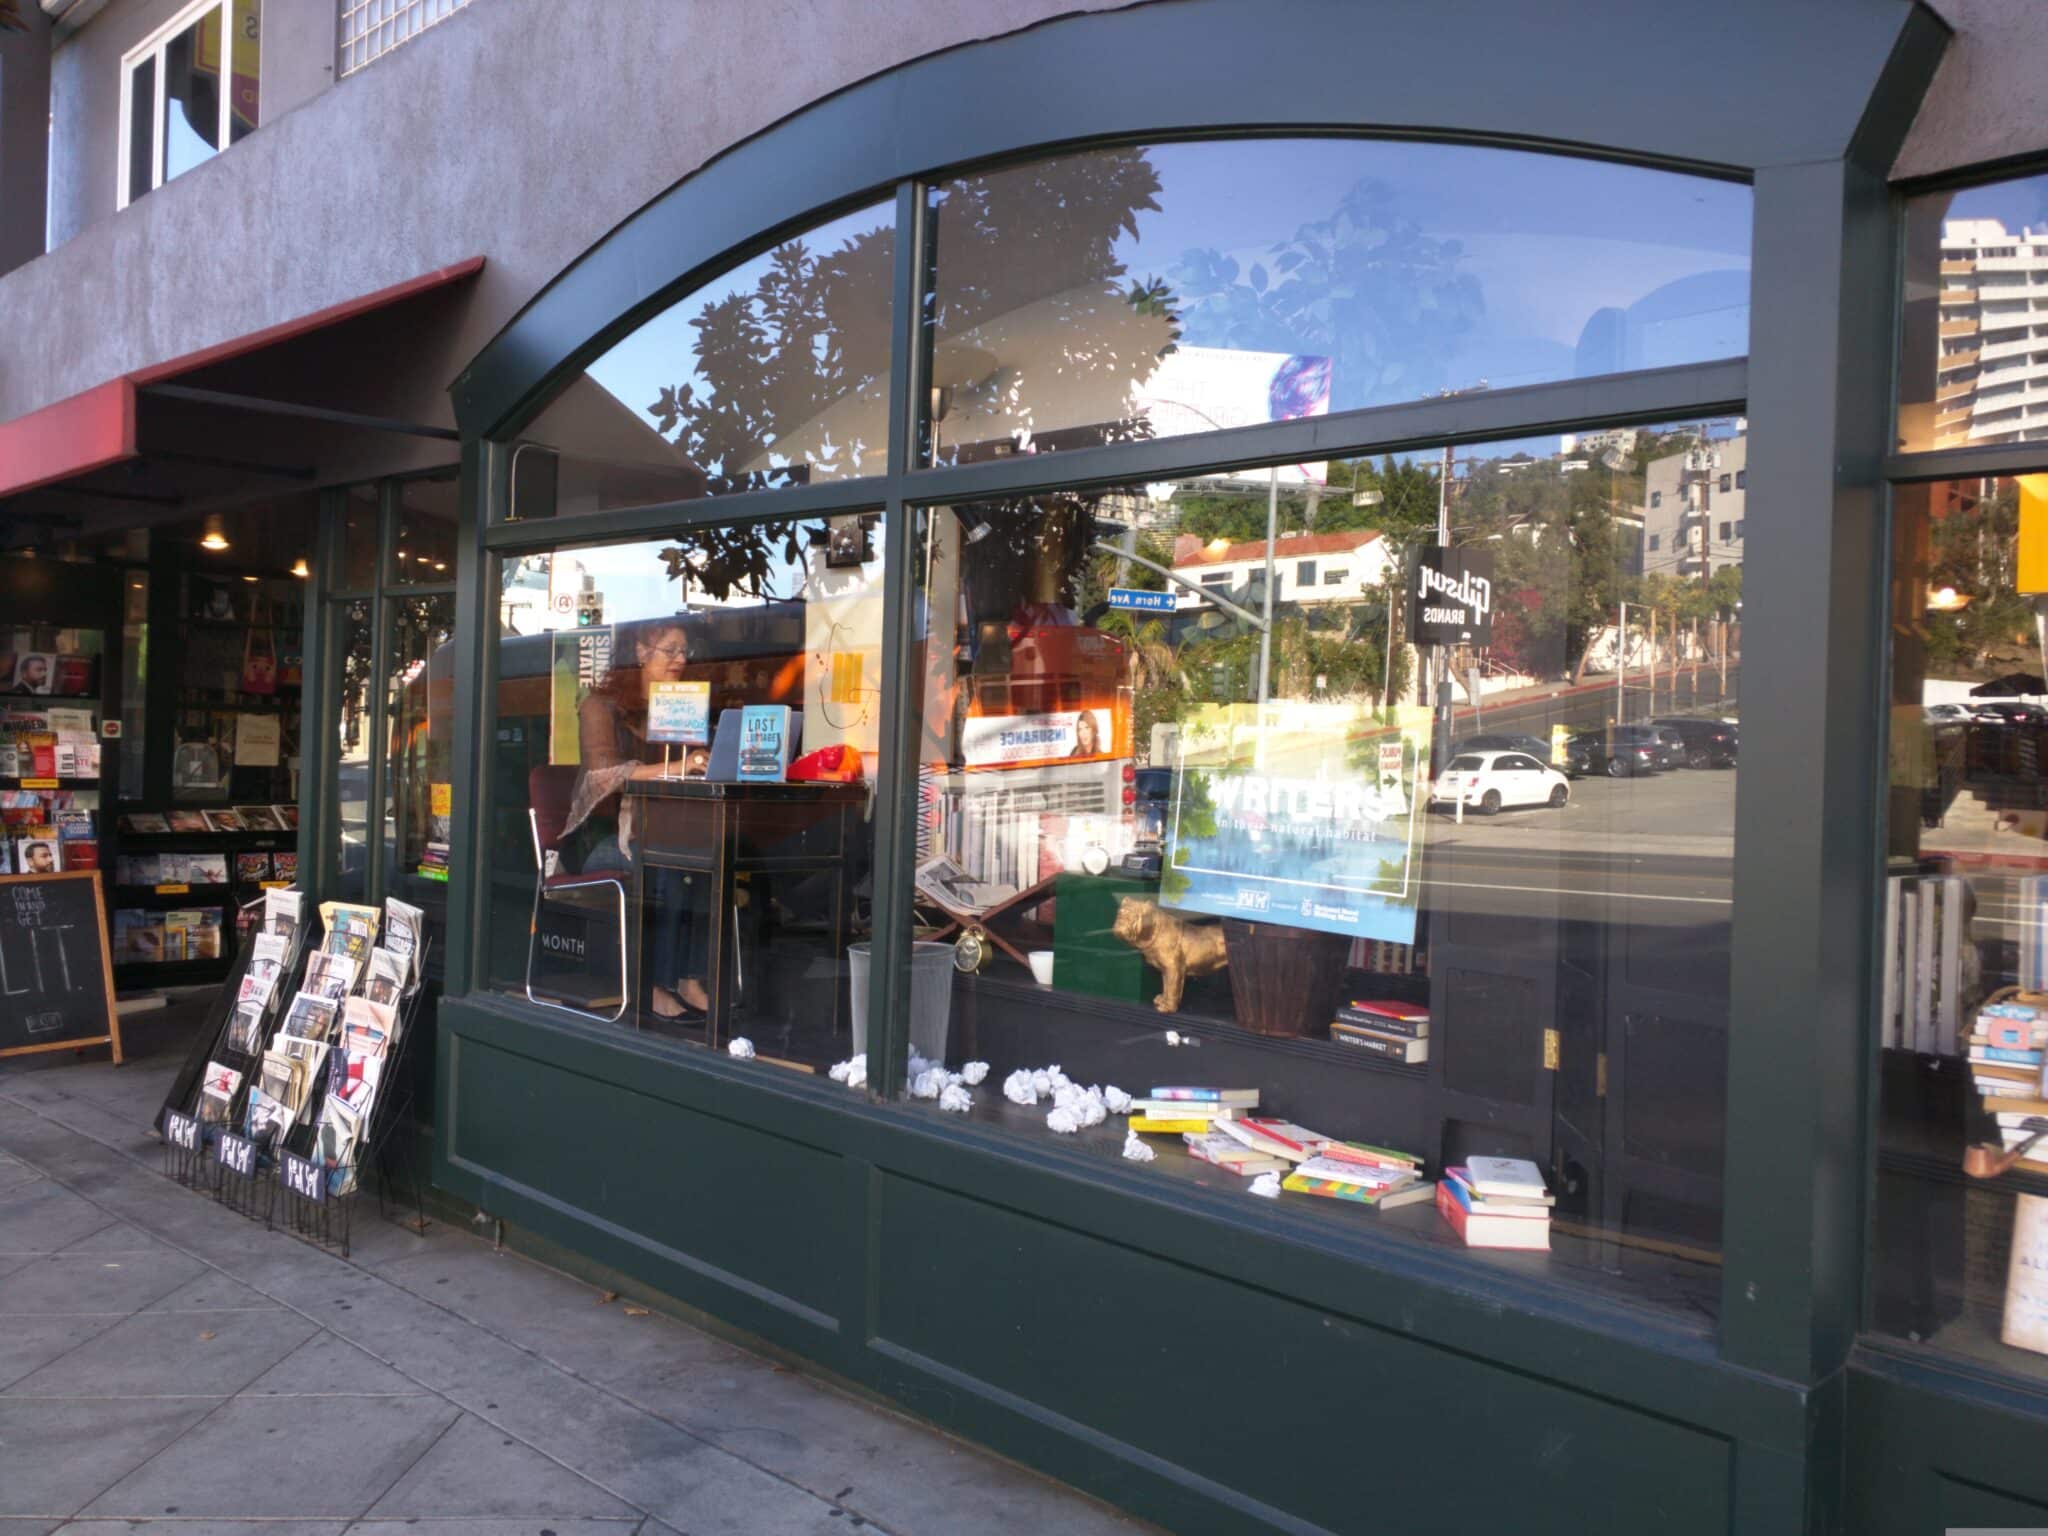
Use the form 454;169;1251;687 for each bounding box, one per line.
523;764;628;1022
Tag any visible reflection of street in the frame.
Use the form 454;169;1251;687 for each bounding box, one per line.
1421;768;1734;924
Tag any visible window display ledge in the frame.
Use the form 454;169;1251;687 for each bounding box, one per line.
437;989;1796;1443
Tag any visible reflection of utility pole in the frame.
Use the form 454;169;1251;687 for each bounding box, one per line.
1259;466;1279;706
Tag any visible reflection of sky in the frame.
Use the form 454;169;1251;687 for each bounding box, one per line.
582;202;893;452
1133;139;1750;402
1940;175;2048;235
164;88;216;180
575;140;1748;448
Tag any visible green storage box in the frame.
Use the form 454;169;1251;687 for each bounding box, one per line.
1050;871;1161;1004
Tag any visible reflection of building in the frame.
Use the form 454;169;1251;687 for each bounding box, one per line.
1931;218;2048;447
1642;434;1747;576
1168;530;1393;608
1560;427;1639;466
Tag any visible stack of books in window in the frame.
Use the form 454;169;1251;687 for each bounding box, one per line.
1969;999;2048;1173
1437;1157;1552;1250
1128;1088;1256;1137
417;842;451;882
1328;999;1429;1063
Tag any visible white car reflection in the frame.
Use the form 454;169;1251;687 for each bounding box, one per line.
1430;750;1571;816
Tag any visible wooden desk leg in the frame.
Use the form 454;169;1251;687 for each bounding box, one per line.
709;807;737;1048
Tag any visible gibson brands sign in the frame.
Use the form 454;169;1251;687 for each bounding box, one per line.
1408;547;1494;645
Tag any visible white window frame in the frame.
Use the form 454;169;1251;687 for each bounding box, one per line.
117;0;254;211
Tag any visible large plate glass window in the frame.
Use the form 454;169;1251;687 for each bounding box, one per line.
508;201;895;521
481;514;887;1074
886;422;1742;1321
120;0;262;209
1875;472;2048;1385
920;140;1751;467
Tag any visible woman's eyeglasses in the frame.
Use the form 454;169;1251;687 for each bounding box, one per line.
641;642;688;663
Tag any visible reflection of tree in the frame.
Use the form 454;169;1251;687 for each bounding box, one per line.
1922;481;2030;674
929;149;1180;458
1172;179;1485;412
640;222;893;599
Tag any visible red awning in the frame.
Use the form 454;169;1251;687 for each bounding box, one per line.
0;257;483;501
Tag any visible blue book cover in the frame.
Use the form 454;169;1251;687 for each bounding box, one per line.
737;705;792;782
1977;1045;2046;1066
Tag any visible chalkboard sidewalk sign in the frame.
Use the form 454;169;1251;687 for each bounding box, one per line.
0;870;122;1064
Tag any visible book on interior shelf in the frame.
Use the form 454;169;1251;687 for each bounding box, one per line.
1182;1131;1289;1176
1436;1177;1551;1250
1971;1045;2045;1067
1337;1001;1429;1037
1146;1087;1259;1105
1216;1118;1330;1163
1328;1024;1429;1063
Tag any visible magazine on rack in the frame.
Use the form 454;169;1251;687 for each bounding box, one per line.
319;901;381;961
364;948;408;1008
281;992;339;1042
197;1062;243;1126
383;897;423;983
304;950;358;1001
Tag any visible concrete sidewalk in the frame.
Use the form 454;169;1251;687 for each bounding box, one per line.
0;1039;1152;1536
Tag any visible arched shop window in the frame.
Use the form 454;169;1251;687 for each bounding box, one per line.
477;133;1753;1321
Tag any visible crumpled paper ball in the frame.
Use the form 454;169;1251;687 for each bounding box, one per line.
910;1067;949;1100
1248;1171;1283;1199
1122;1130;1156;1162
828;1053;868;1089
727;1037;756;1060
961;1061;989;1086
1002;1069;1039;1106
1046;1104;1081;1134
939;1083;973;1114
907;1050;934;1081
1102;1086;1133;1115
1030;1068;1053;1097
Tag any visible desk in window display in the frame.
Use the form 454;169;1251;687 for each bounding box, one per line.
620;778;866;1054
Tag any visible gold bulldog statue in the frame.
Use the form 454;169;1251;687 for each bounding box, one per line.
1111;896;1229;1013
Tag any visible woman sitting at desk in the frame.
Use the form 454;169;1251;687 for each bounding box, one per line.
561;616;709;1020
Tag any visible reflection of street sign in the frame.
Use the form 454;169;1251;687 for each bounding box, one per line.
1353;488;1383;508
1108;587;1176;613
1409;548;1495;645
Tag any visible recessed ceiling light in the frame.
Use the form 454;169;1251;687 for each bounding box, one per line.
200;513;230;552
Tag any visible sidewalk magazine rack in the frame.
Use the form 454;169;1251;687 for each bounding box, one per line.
155;896;430;1258
277;939;431;1259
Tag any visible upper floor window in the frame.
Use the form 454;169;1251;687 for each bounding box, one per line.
1295;560;1316;586
120;0;260;210
341;0;472;78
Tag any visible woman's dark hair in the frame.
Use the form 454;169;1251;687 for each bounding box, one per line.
630;616;690;655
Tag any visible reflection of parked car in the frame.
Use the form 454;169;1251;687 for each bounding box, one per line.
1650;715;1740;768
1568;727;1661;778
1454;732;1558;766
1923;702;1972;725
1431;750;1570;814
1975;700;2048;726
